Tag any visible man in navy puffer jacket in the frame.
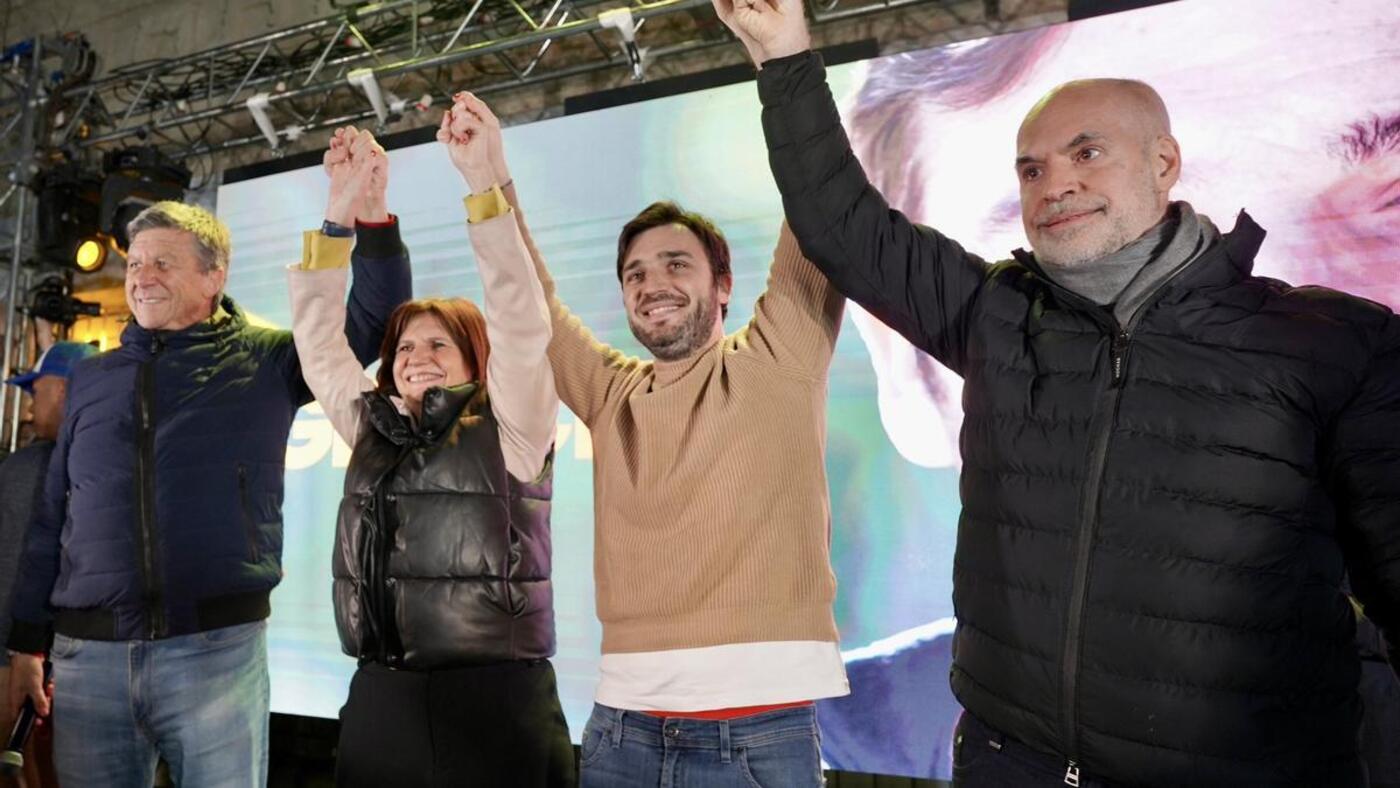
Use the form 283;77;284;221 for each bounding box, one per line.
5;128;409;787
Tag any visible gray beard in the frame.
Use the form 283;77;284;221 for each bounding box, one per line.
629;289;719;361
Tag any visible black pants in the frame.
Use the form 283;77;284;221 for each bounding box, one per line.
952;712;1117;788
335;658;576;788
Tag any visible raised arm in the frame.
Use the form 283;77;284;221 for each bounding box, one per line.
281;128;412;409
438;93;558;481
713;0;989;373
287;130;398;442
333;128;414;368
288;258;375;447
744;222;845;378
442;93;640;429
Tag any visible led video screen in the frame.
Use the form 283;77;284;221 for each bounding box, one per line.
215;0;1400;777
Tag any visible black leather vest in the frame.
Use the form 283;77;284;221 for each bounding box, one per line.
332;382;554;669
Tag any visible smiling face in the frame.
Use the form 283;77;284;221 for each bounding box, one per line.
1015;81;1180;267
125;227;227;331
390;313;474;413
620;223;732;362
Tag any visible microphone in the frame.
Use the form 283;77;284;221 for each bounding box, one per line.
0;660;50;776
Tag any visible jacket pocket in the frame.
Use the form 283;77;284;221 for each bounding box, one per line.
237;464;260;561
504;523;526;616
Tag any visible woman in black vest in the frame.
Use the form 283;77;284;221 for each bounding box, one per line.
288;121;571;786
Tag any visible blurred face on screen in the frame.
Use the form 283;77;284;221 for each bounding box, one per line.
1293;116;1400;306
1015;82;1178;266
621;224;731;361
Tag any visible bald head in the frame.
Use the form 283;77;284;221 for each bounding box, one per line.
1014;78;1182;267
1020;79;1172;146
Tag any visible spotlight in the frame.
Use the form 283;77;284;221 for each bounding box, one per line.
348;69;391;126
99;146;192;249
599;8;646;81
35;163;105;272
246;93;281;149
74;237;107;272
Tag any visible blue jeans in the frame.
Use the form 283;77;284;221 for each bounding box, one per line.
579;703;825;788
50;621;270;788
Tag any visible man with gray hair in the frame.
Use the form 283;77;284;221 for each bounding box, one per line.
717;1;1400;785
5;128;410;787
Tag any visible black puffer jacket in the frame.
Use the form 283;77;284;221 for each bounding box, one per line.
759;52;1400;785
334;382;554;670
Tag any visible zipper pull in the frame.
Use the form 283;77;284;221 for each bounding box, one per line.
1110;331;1129;386
1064;760;1081;787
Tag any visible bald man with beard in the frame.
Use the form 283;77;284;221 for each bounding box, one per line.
716;0;1400;785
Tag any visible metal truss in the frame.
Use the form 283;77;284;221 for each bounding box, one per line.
0;0;1056;447
0;0;1019;170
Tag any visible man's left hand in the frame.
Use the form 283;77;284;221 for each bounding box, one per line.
712;0;811;66
324;127;388;226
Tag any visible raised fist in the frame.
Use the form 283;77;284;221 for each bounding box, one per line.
437;91;510;194
711;0;811;66
324;126;389;225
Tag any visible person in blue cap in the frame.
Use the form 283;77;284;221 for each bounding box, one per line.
0;339;96;787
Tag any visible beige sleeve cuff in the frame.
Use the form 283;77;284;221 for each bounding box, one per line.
300;230;354;270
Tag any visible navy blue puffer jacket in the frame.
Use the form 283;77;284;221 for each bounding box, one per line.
8;225;411;648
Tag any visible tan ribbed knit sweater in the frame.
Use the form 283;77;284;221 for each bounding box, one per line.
476;207;846;655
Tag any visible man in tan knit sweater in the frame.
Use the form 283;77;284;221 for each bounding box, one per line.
444;93;849;786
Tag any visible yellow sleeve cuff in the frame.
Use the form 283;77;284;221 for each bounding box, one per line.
301;230;354;270
464;185;511;224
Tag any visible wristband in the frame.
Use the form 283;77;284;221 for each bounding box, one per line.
321;219;355;238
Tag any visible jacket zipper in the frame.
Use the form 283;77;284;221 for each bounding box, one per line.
136;334;166;639
1026;239;1208;778
366;466;407;666
1059;326;1130;768
237;464;259;561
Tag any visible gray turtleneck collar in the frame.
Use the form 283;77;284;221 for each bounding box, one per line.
1037;201;1219;327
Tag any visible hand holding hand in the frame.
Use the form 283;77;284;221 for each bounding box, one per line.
324;127;388;225
437;92;509;194
354;130;390;223
711;0;811;65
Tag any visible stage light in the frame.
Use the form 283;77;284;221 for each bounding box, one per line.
246;93;281;149
74;237;107;272
348;69;390;127
35;164;105;273
99;147;192;249
599;8;646;81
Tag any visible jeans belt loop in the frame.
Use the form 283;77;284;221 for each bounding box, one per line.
718;719;732;764
610;707;626;748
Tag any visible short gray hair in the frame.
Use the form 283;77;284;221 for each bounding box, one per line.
126;201;231;273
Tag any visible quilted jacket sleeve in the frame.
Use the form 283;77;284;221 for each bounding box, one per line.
757;51;991;375
1330;312;1400;676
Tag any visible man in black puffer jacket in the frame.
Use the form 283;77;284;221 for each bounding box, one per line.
6;129;411;788
715;2;1400;786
